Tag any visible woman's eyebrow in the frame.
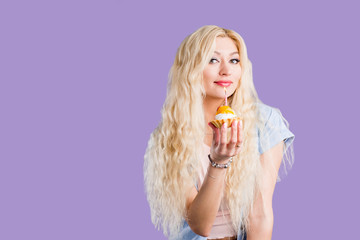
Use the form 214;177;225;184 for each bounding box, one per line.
214;51;240;56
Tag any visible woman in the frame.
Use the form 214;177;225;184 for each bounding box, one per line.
144;25;295;240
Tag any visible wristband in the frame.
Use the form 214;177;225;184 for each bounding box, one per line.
208;154;233;169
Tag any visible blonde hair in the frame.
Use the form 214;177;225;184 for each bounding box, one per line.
144;25;294;238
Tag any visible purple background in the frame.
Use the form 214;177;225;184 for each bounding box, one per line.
1;0;359;239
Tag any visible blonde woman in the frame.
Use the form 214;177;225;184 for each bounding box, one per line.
144;25;295;240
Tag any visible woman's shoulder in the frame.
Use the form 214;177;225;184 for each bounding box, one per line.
254;101;287;127
254;101;295;155
255;101;275;121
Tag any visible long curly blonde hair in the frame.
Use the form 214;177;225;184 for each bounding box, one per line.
144;25;293;238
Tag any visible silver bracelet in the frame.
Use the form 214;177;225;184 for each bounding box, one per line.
208;154;233;169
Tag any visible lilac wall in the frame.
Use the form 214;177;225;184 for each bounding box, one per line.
1;0;359;239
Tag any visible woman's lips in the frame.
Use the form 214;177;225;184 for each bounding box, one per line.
215;81;232;87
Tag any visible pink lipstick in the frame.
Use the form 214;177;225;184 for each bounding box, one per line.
214;81;232;87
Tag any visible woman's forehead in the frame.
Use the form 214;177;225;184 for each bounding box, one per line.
213;37;239;55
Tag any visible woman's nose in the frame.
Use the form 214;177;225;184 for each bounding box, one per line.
219;62;231;76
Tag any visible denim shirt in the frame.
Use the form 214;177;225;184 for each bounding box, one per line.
256;103;295;155
173;103;295;240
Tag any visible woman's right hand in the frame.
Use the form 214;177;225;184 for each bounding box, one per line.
208;120;243;164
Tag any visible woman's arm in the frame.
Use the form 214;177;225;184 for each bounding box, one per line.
185;166;227;237
247;141;284;240
185;120;243;237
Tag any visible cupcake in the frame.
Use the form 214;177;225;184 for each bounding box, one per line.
210;105;241;128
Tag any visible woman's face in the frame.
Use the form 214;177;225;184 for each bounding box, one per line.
202;37;242;101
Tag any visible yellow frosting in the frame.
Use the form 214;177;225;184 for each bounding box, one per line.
216;106;236;115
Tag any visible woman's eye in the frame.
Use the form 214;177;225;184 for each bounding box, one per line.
209;58;219;64
230;59;240;64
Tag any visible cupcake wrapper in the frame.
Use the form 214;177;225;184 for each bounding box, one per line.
210;117;241;128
